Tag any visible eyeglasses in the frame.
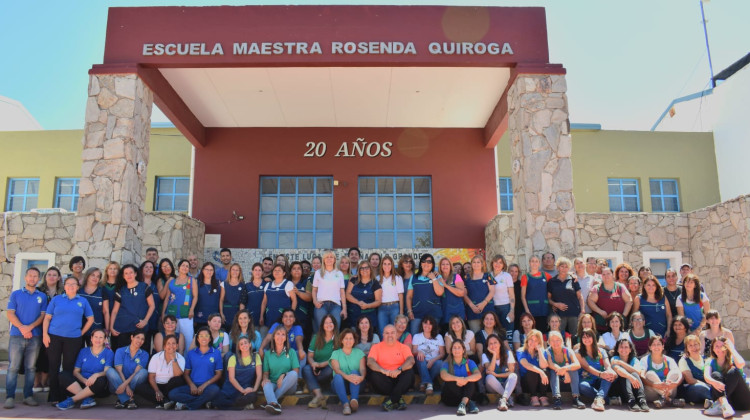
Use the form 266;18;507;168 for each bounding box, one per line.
359;267;371;271
632;318;644;322
422;260;434;264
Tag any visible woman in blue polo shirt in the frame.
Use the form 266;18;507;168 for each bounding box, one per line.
43;276;94;404
79;268;105;346
55;329;113;410
169;327;223;410
195;262;223;330
106;330;150;409
405;254;444;335
440;340;482;415
109;264;155;351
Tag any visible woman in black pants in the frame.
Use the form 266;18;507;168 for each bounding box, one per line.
703;337;750;417
610;338;649;411
440;340;482;415
135;334;186;409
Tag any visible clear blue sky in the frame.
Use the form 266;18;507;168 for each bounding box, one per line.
1;0;748;130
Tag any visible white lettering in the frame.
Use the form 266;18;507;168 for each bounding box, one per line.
309;42;322;54
335;142;353;157
365;142;381;157
381;142;393;157
352;138;366;157
211;43;224;55
143;44;154;56
165;44;177;55
331;42;343;54
233;43;247;55
501;43;514;55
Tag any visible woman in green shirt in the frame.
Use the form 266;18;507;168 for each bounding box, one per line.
303;314;339;408
331;328;366;415
261;326;299;415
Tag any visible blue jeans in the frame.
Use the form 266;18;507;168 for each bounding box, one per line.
409;317;422;335
106;368;148;403
580;377;613;401
378;304;400;336
262;370;298;404
302;364;333;391
681;382;712;404
550;368;581;397
6;335;41;398
169;383;221;410
314;302;341;334
494;304;513;340
416;359;443;385
332;371;361;404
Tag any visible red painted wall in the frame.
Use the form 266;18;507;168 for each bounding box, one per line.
193;128;497;248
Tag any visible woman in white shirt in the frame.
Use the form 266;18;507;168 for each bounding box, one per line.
411;315;445;395
135;334;186;409
312;250;347;334
490;255;515;340
377;255;404;336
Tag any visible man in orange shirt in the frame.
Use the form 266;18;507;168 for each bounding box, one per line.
367;324;415;411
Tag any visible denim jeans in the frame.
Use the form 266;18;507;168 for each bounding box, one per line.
332;371;361;404
580;377;613;401
6;335;42;398
416;359;443;385
262;370;299;404
378;304;400;336
409;318;422;335
106;368;148;403
302;364;333;391
550;368;581;397
168;383;221;410
313;302;341;334
494;304;513;340
681;382;712;404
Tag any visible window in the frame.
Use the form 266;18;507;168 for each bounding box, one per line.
54;178;80;211
499;177;513;211
650;259;670;287
608;178;640;212
155;177;190;211
650;179;680;212
582;251;623;269
259;176;333;248
12;252;55;291
6;178;39;211
642;251;683;287
358;176;432;248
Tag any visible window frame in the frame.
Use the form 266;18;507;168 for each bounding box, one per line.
6;178;40;212
54;177;80;211
154;176;190;212
649;178;680;212
608;178;641;212
498;177;513;211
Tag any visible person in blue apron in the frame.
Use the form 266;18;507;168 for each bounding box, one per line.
676;274;710;335
521;256;551;334
244;263;267;333
79;268;105;346
162;260;198;352
633;276;671;337
577;328;616;411
405;253;444;335
464;256;496;332
260;265;298;328
220;263;247;331
109;264;155;351
214;336;261;409
346;262;382;330
678;335;711;406
289;261;313;338
195;263;223;330
439;257;466;332
139;260;160;355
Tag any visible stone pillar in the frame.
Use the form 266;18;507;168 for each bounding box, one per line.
75;74;152;267
508;74;576;269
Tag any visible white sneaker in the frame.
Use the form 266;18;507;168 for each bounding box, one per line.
704;401;723;417
175;402;187;411
721;400;735;418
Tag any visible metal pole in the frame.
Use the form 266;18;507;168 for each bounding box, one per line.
700;0;716;87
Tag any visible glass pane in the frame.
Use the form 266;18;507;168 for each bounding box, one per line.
623;197;639;211
317;196;332;212
359;178;375;194
378;214;394;229
499;178;511;195
11;180;26;195
360;196;375;212
25;196;38;210
158;178;174;194
663;181;677;195
378;196;393;212
58;196;73;211
414;213;431;229
395;178;412;194
315;232;333;248
260;196;278;212
651;197;663;212
156;195;172;211
260;215;277;229
622;181;637;196
413;178;430;194
414;197;431;212
359;214;375;229
298;196;314;212
298;178;314;194
608;182;620;195
174;195;189;211
378;232;395;248
59;179;74;195
297;232;313;248
665;197;679;212
397;214;412;229
175;178;190;193
317;178;332;194
609;197;622;212
280;178;296;194
317;214;332;230
649;180;660;195
377;178;393;194
278;232;294;248
261;178;278;194
27;180;39;195
359;232;375;248
279;214;295;230
279;197;296;212
8;197;22;211
397;231;413;248
415;231;432;247
297;214;314;230
396;197;411;212
259;233;277;248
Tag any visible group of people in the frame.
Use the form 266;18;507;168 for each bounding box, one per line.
5;247;748;418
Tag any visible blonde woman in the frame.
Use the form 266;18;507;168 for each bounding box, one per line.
312;250;347;333
516;329;549;406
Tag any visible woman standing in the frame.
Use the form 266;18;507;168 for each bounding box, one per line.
153;315;186;354
377;256;404;336
610;338;649;412
614;263;634;287
627;276;642;299
214;336;262;410
68;256;86;285
406;253;444;335
229;310;262;354
101;261;120;335
483;333;518;411
54;329;112;410
509;264;523;332
79;268;105;345
260;264;298;328
588;267;632;334
289;261;313;337
490;255;514;339
244;263;267;334
195;263;222;330
368;253;381;275
339;256;352;285
106;331;149;409
397;255;417;294
43;276;94;403
678;334;712;406
665;316;690;361
220;263;246;331
261;325;300;415
632;276;671;337
639;336;684;408
676;274;710;335
628;312;655;358
354;316;380;356
521;256;552;333
346;261;382;331
139;260;160;353
703;337;750;417
440;340;482;415
463;255;496;332
162;259;198;345
34;267;64;392
331;328;366;415
545;330;584;410
168;327;223;410
412;315;445;395
444;315;476;362
637;266;652;283
516;329;549;407
547;257;584;342
303;315;339;408
577;328;616;411
109;264;155;351
438;257;465;332
699;310;734;356
135;334;185;409
157;258;176;301
312;250;347;333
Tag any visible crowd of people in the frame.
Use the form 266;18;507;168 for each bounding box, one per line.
5;246;748;417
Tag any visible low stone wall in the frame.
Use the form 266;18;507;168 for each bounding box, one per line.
143;212;205;263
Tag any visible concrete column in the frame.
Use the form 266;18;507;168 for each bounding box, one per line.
508;74;576;269
74;74;152;267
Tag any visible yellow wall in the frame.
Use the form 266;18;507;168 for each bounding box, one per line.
0;128;192;212
496;129;720;212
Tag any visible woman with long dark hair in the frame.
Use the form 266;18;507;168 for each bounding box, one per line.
109;264;155;351
331;328;367;415
139;260;160;353
665;316;690;361
699;310;734;357
244;263;267;335
157;258;176;301
440;340;482;415
676;274;710;335
521;256;551;333
260;264;298;328
412;315;445;395
703;337;750;417
54;329;112;410
33;267;64;392
195;262;222;330
632;275;671;337
346;261;382;330
639;335;683;408
134;334;185;409
289;261;313;337
214;336;262;410
405;253;444;335
261;325;300;415
577;328;616;411
106;330;149;409
303;314;339;408
483;333;517;411
354;315;380;356
610;338;649;411
377;255;404;336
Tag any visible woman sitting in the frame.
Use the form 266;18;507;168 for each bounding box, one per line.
638;335;684;408
106;330;150;409
545;330;584;410
412;315;445;395
665;316;690;361
55;329;113;410
395;314;413;346
331;328;367;415
577;328;616;411
610;338;648;412
628;312;655;358
354;315;380;356
482;333;517;411
228;310;262;355
153;314;186;354
702;337;750;418
513;313;535;351
678;334;711;407
440;340;482;415
598;312;628;355
516;328;549;407
135;334;186;409
261;325;300;415
260;309;306;369
444;315;476;362
214;336;262;410
574;313;597;349
475;311;505;357
699;310;734;357
169;327;223;410
303;314;339;409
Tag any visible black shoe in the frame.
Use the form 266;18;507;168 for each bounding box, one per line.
382;399;396;412
126;399;138;410
628;400;639;412
572;396;586;409
638;399;650;412
397;397;407;410
467;401;479;414
553;397;562;410
114;400;126;409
